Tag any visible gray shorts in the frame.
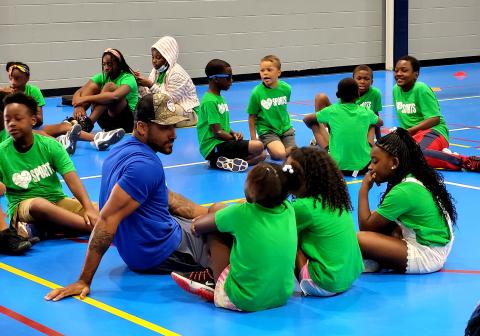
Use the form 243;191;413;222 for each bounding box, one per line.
259;127;296;148
139;216;209;274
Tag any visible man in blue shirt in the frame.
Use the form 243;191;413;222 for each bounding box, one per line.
45;93;211;301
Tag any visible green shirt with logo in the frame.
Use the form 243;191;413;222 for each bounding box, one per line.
196;92;231;158
376;176;451;246
393;81;448;141
0;133;75;217
91;71;139;112
316;103;378;170
247;80;292;136
0;129;9;143
356;86;382;113
292;197;363;292
215;201;297;311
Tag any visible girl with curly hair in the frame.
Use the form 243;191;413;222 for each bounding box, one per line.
357;128;456;274
286;146;363;296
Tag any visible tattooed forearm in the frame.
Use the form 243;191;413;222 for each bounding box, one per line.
168;190;206;219
88;226;114;256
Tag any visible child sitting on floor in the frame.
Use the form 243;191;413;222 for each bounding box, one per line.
247;55;296;161
286;147;363;296
304;78;383;176
171;163;297;311
196;59;265;172
0;92;99;240
357;128;456;273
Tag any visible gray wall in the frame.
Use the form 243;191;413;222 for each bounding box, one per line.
0;0;383;90
409;0;480;60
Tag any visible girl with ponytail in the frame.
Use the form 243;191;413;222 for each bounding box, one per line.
171;163;298;311
357;128;456;274
286;147;363;296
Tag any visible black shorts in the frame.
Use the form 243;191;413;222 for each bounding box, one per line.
97;104;134;133
206;140;250;167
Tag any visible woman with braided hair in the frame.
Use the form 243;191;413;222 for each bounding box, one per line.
286;147;363;296
357;128;456;274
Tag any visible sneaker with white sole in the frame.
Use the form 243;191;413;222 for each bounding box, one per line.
216;156;248;172
57;123;82;155
171;268;215;302
363;259;381;273
309;137;317;146
93;128;126;151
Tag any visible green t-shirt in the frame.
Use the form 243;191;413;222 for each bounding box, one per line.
91;71;139;112
316;103;378;170
156;72;166;84
292;197;363;292
24;84;46;108
0;129;9;143
356;86;382;114
393;81;449;141
215;201;297;311
376;176;451;246
247;81;292;136
196;92;231;158
0;133;75;217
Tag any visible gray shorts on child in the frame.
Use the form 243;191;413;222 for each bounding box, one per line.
259;127;296;148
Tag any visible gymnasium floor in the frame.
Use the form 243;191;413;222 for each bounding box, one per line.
1;63;479;336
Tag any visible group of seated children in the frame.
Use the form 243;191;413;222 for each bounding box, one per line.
0;43;474;313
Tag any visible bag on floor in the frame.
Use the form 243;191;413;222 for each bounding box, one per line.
466;304;480;336
62;95;74;106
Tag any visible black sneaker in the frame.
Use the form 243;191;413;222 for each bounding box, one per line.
78;116;94;133
171;268;215;301
463;156;480;172
0;228;32;255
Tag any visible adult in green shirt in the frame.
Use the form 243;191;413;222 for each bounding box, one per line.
197;59;265;172
72;48;138;133
171;163;297;311
357;128;456;274
0;92;99;240
393;55;479;172
304;78;383;175
287;147;363;295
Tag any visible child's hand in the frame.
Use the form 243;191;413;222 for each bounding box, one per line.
135;76;153;88
133;70;141;77
233;132;243;141
0;182;6;196
361;171;377;190
83;208;99;228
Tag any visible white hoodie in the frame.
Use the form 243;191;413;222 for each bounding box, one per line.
139;36;199;113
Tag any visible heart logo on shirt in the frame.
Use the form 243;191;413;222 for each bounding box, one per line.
261;98;272;110
12;171;32;189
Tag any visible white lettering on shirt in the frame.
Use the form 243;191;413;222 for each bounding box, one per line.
260;96;287;110
217;103;229;114
396;102;417;114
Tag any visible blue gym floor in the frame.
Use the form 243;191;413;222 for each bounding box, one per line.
1;63;479;336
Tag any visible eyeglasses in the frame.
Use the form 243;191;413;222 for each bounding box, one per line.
208;74;232;80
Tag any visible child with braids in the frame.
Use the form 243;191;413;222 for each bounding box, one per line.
286;147;363;296
171;163;297;311
357;128;456;273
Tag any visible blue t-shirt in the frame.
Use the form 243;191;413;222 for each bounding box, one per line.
100;136;181;271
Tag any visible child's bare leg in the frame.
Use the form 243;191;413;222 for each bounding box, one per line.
207;233;231;282
357;231;408;272
266;140;287;161
79;131;94;142
0;210;7;231
314;93;331;112
246;140;266;165
28;198;92;233
89;83;128;122
74;85;100;120
295;248;308;278
43;122;71;137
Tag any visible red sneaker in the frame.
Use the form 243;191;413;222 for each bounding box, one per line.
463;156;480;172
171;268;215;302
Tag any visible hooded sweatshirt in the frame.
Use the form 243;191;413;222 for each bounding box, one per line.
139;36;200;113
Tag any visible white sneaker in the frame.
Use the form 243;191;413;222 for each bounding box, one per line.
57;123;82;155
93;128;125;151
216;156;248;172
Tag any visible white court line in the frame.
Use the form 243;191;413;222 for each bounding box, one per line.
450;127;474;132
445;181;480;191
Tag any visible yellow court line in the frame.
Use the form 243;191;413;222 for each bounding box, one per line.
450;143;472;149
0;262;180;336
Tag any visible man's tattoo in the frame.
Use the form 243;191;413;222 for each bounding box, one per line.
168;191;196;219
88;227;114;256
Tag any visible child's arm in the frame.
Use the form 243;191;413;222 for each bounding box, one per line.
191;213;218;236
303;113;329;148
407;117;440;136
62;171;99;227
248;115;257;140
74;85;131;107
35;106;44;127
211;124;235;141
358;171;392;231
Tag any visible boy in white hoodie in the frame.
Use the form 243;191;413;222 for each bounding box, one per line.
136;36;199;128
